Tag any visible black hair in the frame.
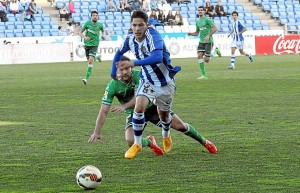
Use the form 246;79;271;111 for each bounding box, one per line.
91;10;98;17
131;10;148;23
121;56;130;61
232;11;238;16
198;6;206;11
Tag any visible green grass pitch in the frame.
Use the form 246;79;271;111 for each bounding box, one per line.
0;55;299;192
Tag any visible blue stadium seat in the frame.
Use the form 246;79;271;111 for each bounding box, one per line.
288;17;296;23
33;23;42;29
89;1;98;7
105;13;114;20
37;6;43;14
98;2;107;12
56;1;65;9
14;29;23;37
279;16;288;25
81;15;90;22
253;23;263;30
23;24;32;30
105;21;114;29
5;30;14;37
34;14;43;22
123;22;130;28
254;0;262;5
32;29;42;36
50;29;59;36
42;14;51;21
81;1;89;6
41;29;51;36
114;12;122;20
0;32;5;38
15;21;24;29
287;25;297;31
7;14;16;22
262;4;271;12
23;29;33;37
271;10;279;19
50;22;59;29
41;21;51;30
72;13;81;24
5;22;15;30
114;21;122;27
74;1;80;7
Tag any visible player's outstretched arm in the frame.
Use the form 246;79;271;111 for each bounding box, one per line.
187;29;200;36
110;95;136;113
88;104;110;143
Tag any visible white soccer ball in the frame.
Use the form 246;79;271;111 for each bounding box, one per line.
76;165;102;190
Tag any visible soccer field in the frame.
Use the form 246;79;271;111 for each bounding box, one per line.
0;55;299;192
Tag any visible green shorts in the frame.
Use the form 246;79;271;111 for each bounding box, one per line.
84;46;98;59
125;105;174;130
197;42;214;57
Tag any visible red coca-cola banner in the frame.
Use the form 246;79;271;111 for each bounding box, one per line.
255;35;300;55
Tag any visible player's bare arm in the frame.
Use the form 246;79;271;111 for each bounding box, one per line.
101;29;105;40
237;27;247;36
187;29;200;36
110;97;136;113
205;24;218;42
79;29;90;40
228;29;234;37
88;104;110;143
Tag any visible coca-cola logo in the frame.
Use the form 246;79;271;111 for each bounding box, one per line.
273;36;300;54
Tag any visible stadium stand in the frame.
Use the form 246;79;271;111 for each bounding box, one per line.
1;0;298;37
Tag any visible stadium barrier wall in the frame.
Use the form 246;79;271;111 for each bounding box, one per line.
73;34;256;61
0;30;285;64
255;35;300;55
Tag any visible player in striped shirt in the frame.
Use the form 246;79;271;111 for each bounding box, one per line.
88;56;218;156
111;10;181;159
228;11;254;70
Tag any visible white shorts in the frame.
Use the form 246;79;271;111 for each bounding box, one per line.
136;79;175;112
230;40;244;50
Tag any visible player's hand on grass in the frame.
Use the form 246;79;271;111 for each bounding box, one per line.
110;105;125;113
88;133;102;143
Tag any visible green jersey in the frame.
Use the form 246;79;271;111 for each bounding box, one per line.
196;16;214;43
81;20;104;46
101;70;138;115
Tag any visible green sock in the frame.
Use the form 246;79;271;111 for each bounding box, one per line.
216;49;221;56
85;64;93;80
210;54;215;60
141;137;151;147
184;124;206;145
199;62;206;77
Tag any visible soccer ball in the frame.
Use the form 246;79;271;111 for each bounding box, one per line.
76;165;102;190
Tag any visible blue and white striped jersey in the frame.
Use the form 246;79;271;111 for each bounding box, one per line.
117;27;181;87
231;20;245;41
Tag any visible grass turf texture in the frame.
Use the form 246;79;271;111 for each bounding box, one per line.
0;55;299;192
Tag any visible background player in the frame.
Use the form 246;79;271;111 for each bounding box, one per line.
227;11;254;70
79;10;105;85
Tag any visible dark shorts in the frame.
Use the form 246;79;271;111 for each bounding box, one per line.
125;105;174;130
197;42;214;57
84;46;98;59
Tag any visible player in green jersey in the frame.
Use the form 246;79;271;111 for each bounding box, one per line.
79;10;105;85
88;56;218;156
187;6;218;80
